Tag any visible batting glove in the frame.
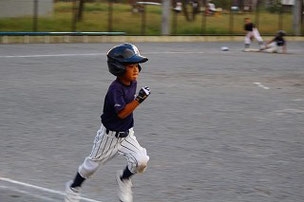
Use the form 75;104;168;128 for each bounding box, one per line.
135;86;151;104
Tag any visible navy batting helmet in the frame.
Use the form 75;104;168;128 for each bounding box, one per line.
107;43;148;76
277;30;286;37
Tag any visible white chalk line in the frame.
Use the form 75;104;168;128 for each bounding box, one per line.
253;82;270;90
0;185;57;202
0;53;104;58
0;177;102;202
0;51;205;58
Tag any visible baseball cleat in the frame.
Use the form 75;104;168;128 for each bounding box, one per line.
64;181;81;202
116;170;133;202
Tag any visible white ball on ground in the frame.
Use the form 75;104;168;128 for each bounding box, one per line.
221;46;229;51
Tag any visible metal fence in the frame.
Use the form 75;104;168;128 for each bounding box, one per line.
0;0;303;35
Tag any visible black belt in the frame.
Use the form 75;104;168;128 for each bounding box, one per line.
106;128;129;138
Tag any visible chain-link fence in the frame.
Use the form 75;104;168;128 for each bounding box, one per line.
0;0;303;35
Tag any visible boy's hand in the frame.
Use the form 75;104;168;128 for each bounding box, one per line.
135;86;151;103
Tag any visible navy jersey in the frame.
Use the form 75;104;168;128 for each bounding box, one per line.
244;23;255;31
101;79;137;131
274;35;285;46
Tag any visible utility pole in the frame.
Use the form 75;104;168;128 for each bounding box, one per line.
161;0;171;35
293;0;303;35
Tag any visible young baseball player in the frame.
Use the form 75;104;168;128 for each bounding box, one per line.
243;17;265;50
64;43;151;202
264;30;287;53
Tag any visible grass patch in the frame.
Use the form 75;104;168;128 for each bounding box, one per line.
0;2;294;35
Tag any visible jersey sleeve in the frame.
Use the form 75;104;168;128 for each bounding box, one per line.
109;88;126;113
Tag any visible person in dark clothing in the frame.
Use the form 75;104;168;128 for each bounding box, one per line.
265;30;287;53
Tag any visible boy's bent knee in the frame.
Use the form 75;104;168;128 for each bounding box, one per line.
137;163;147;173
127;149;150;173
135;153;150;173
78;157;99;178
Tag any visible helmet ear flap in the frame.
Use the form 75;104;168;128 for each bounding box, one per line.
107;59;126;76
138;64;142;72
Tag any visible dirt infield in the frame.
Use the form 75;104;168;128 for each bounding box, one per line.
1;42;303;202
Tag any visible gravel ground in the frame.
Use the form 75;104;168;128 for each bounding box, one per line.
0;42;303;202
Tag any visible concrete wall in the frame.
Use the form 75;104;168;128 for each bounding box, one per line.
0;0;53;18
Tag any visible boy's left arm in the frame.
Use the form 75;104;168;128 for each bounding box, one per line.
117;86;151;119
117;100;140;119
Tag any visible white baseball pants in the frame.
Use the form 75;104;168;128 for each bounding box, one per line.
78;124;149;179
264;42;279;53
245;28;263;44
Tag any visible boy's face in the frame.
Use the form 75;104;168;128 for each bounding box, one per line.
245;18;250;23
123;63;139;81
